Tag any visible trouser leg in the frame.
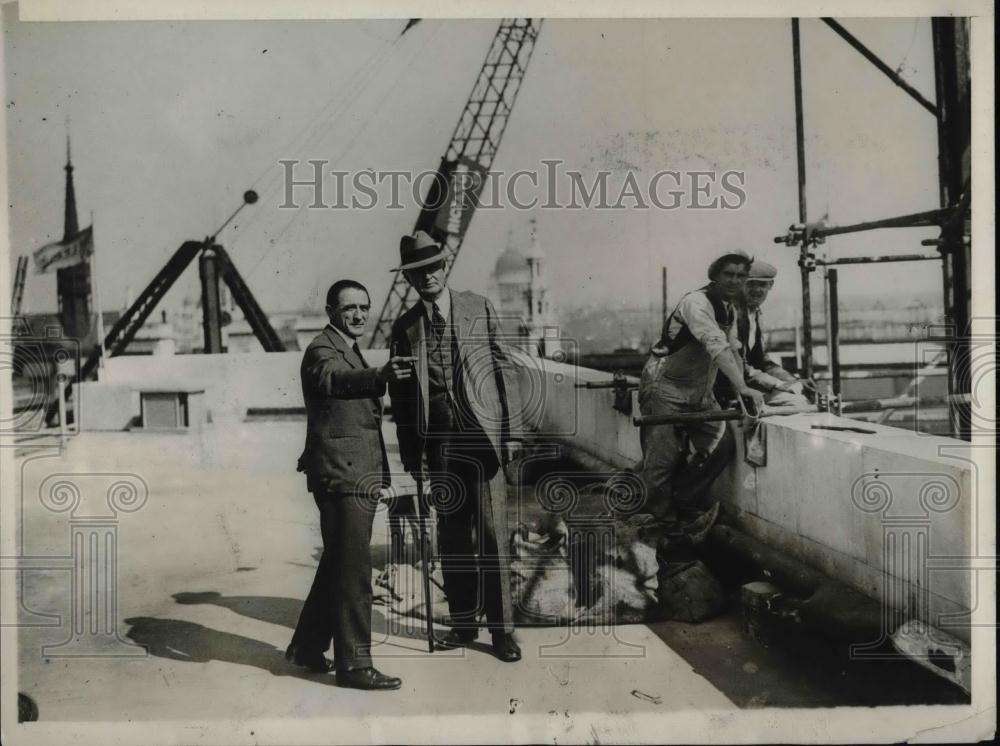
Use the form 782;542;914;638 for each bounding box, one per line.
434;442;512;634
479;468;514;634
289;494;338;656
436;488;479;629
672;421;734;512
328;492;378;672
637;364;691;520
637;409;685;521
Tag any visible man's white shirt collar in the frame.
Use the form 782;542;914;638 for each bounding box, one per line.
327;323;357;348
422;288;451;321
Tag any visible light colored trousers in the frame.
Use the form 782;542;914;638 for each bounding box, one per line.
637;358;734;521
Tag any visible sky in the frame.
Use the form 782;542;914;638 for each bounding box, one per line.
3;11;946;324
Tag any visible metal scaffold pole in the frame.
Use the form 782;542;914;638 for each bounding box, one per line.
827;268;842;411
931;18;972;440
791;19;813;380
773;18;972;438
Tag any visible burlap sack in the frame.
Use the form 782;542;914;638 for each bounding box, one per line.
657;560;726;623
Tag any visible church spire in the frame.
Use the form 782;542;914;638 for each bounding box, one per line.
63;132;79;242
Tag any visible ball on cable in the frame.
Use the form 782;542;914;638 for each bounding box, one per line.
243;190;259;204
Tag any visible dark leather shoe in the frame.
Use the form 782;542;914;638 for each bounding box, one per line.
491;632;521;663
433;627;478;650
337;667;402;691
284;643;334;673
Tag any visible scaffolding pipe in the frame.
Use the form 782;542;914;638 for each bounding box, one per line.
575;380;639;390
775;20;967;438
932;18;972;440
815;367;947;381
791;19;813;380
877;350;948;424
822;266;833;386
633;394;970;427
828;269;842;409
816;254;942;266
839;393;970;414
634;404;818;427
811;208;950;236
821;18;938;116
774;207;954;245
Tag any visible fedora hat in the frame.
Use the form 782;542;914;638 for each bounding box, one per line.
392;231;446;272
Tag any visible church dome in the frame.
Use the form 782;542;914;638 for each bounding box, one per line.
493;246;529;277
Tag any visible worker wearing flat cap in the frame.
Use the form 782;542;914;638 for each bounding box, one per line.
632;251;765;532
733;259;815;407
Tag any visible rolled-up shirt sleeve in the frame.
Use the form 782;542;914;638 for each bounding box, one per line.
676;293;732;360
746;363;785;392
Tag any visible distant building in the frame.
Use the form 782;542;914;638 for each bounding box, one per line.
294;315;328;352
167;292;203;354
130;311;178;356
487;218;560;357
222;305;300;353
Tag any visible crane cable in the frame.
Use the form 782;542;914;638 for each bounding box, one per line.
221;31;401;245
242;21;444;280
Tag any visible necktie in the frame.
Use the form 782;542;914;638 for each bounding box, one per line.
738;310;749;361
431;302;447;339
352;342;369;369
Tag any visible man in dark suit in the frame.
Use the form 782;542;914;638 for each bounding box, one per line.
388;231;524;663
736;260;814;406
287;279;414;690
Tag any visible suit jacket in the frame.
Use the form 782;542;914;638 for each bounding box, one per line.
296;326;389;496
388;290;523;474
737;306;795;392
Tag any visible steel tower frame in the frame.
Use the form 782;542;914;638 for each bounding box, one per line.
777;17;972;438
369;18;543;348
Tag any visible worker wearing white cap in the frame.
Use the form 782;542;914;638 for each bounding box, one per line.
633;250;765;530
736;259;814;406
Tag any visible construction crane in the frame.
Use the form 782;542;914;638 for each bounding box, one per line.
92;191;283;359
10;255;28;316
369;18;543;347
46;190;283;425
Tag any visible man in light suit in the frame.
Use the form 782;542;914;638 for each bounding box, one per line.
388;231;524;663
287;279;413;690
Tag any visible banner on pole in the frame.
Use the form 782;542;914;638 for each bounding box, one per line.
33;225;93;274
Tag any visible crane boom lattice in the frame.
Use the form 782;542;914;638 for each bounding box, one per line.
11;255;28;316
370;18;543;348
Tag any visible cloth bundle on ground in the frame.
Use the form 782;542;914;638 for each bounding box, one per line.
373;562;448;620
373;503;726;626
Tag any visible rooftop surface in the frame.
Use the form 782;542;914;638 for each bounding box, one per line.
9;420;967;741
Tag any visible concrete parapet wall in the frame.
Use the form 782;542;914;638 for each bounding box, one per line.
712;415;973;644
521;356;974;643
98;349;390;422
514;355;641;471
75;382;139;430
